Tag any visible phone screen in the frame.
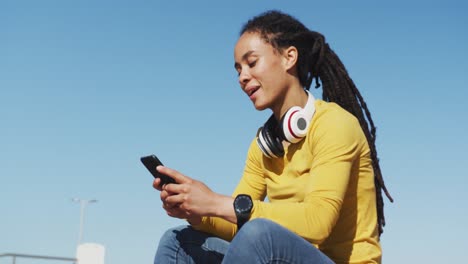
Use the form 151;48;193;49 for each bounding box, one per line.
140;155;176;185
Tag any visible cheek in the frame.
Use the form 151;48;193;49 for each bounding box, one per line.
261;68;283;88
252;59;285;87
252;64;271;82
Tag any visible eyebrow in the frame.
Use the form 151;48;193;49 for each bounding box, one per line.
234;50;255;69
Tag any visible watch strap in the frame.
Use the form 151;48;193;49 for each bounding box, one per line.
234;194;253;230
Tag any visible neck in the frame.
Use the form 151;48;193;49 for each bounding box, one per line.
272;85;309;120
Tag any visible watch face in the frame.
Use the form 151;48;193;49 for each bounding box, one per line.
235;195;252;213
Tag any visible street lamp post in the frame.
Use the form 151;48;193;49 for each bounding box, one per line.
71;198;97;248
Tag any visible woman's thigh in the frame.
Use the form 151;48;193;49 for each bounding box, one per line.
223;218;334;264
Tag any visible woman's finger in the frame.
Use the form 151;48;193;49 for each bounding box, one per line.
156;166;192;184
164;193;184;206
160;189;169;203
153;178;163;191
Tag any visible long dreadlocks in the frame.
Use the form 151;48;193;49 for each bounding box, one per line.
241;10;394;235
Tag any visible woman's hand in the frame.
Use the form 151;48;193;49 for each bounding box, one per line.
159;182;202;225
152;165;218;223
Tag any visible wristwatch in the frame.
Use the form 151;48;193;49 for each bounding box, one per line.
233;194;253;230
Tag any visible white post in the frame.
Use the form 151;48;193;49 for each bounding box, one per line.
76;243;105;264
78;201;85;246
72;198;97;249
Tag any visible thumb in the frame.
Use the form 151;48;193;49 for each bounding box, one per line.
156;165;190;184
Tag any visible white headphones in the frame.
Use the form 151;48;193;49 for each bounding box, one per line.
257;91;316;158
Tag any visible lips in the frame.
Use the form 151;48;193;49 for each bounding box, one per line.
246;86;260;96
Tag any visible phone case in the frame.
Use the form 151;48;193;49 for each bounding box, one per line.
140;155;176;185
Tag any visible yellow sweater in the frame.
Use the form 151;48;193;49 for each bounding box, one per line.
193;100;381;264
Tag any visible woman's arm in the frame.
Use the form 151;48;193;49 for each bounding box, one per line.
237;109;365;244
158;138;267;241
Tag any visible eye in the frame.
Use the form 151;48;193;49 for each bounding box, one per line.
234;65;241;76
248;60;257;68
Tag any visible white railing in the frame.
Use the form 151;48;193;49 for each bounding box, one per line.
0;253;77;264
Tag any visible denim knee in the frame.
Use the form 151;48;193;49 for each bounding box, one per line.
155;225;229;264
226;218;334;264
157;225;188;249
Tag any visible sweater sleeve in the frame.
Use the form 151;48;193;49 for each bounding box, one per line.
192;109;364;244
247;110;363;244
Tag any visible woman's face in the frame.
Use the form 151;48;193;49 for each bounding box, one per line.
234;32;291;111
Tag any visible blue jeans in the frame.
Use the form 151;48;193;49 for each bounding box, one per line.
154;218;334;264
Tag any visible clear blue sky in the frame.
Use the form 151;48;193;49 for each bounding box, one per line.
1;1;467;263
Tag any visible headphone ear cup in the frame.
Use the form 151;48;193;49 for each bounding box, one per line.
257;115;284;158
263;123;284;157
281;106;303;143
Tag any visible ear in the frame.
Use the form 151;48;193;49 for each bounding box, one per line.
282;46;298;71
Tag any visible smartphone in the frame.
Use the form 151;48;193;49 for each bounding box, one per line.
140;155;176;185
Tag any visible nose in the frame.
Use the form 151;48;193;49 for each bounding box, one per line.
238;68;251;87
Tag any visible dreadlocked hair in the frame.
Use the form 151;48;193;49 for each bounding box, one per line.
241;10;394;235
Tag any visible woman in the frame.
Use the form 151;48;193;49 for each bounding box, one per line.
153;10;393;264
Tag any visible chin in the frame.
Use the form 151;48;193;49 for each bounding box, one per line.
253;102;269;111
